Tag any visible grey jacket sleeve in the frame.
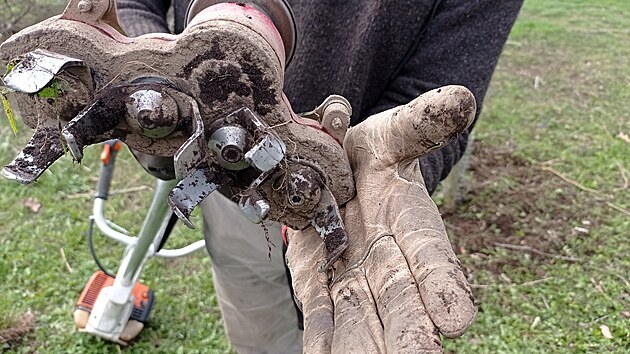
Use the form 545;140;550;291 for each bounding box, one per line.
367;0;523;194
117;0;171;36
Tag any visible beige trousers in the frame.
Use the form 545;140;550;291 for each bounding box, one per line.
201;192;303;354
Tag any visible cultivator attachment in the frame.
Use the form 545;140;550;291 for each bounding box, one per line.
0;0;357;345
0;0;355;251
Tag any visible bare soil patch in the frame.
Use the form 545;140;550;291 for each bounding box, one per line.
0;311;35;346
442;142;595;274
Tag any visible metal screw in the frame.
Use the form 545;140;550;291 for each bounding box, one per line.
77;0;93;12
209;126;249;170
221;145;244;164
126;89;179;138
289;194;304;206
239;196;270;224
331;117;343;130
254;200;270;220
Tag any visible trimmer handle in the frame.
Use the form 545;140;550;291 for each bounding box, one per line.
95;140;123;200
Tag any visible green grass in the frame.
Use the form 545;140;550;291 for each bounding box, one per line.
440;0;629;352
1;0;629;352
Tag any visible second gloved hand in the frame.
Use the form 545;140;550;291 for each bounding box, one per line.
286;85;478;353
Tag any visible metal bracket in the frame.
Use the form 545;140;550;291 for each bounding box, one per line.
310;185;348;272
300;95;352;143
3;49;85;93
168;99;232;228
1;119;65;184
61;0;125;34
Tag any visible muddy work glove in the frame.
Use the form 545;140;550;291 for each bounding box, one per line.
285;86;477;353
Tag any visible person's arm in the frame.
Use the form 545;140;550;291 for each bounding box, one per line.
367;0;524;194
117;0;172;36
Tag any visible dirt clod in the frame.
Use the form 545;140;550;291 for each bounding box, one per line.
239;52;278;115
182;41;226;78
65;87;128;149
0;311;35;346
198;64;252;106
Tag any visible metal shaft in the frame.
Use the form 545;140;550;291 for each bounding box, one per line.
122;178;177;286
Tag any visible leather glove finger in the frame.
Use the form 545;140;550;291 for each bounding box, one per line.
360;236;442;353
329;268;385;353
391;163;477;337
375;86;476;337
344;85;475;173
285;228;334;353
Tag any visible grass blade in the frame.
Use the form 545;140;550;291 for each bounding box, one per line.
0;92;18;135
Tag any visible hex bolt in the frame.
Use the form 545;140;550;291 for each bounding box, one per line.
221;145;244;164
239;195;270;224
209;126;250;170
254;199;270;220
126;89;180;138
77;0;93;12
331;117;343;130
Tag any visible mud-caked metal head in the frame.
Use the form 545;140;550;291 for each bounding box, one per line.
125;89;180;138
208;126;249;170
0;0;355;272
3;49;86;94
185;0;297;66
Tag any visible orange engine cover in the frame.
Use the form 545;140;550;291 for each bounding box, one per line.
76;271;155;323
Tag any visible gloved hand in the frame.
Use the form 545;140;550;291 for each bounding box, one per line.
285;85;477;353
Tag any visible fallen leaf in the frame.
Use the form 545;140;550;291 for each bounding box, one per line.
530;316;541;330
618;132;630;144
534;75;543;89
590;278;605;293
574;226;589;234
23;198;41;213
600;325;613;339
622;311;630;319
